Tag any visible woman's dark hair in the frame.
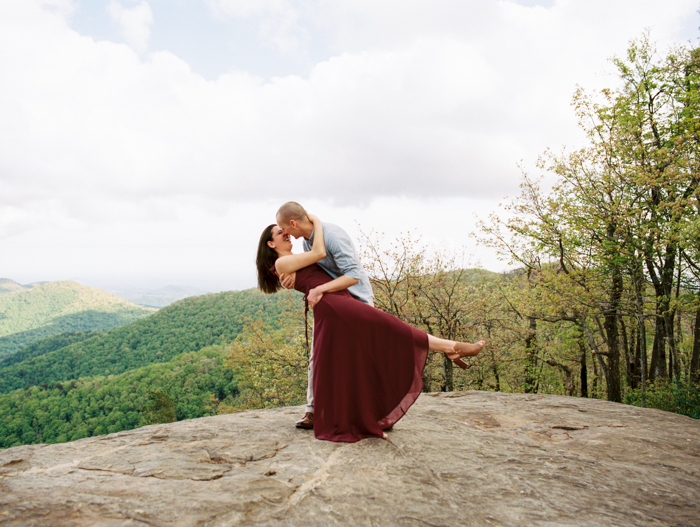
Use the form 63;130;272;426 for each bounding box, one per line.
257;224;282;294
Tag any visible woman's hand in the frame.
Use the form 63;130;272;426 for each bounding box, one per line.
308;213;320;224
279;272;295;290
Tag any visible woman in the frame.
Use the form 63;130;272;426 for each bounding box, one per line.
257;215;484;442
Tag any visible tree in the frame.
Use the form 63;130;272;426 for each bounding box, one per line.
358;229;496;392
220;293;307;412
479;34;700;404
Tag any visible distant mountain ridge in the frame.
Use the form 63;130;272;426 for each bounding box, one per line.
0;280;155;358
108;284;210;308
0;278;37;294
0;288;295;393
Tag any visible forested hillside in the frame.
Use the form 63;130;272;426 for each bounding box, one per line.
0;331;101;369
0;279;33;294
0;288;300;448
0;344;236;448
0;289;298;394
0;281;155;358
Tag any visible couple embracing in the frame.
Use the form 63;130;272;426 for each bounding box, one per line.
256;202;484;443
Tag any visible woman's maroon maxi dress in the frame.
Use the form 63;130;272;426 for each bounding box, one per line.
293;263;429;442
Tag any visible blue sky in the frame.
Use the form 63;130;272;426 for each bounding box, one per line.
68;0;564;80
1;0;698;292
68;0;316;80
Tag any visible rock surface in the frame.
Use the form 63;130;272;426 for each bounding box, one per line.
1;391;699;526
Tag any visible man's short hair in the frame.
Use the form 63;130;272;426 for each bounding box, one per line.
276;202;308;224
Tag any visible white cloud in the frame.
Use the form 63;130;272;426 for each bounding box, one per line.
0;0;698;284
7;0;696;213
207;0;309;56
207;0;289;18
107;0;153;53
37;0;76;18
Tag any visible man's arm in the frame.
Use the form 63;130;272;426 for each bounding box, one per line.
306;225;366;307
323;229;364;281
307;275;359;309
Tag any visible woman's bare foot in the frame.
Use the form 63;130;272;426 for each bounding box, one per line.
447;340;485;360
382;432;388;439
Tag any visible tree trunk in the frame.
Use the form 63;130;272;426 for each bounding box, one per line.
582;318;605;398
578;327;588;398
639;315;648;406
620;317;632;388
665;310;680;381
631;259;647;395
422;354;432;393
649;317;667;381
628;320;638;389
603;264;623;403
646;242;676;381
691;305;700;383
592;353;600;399
524;317;538;393
545;359;574;396
488;326;499;391
442;355;454;392
603;312;622;402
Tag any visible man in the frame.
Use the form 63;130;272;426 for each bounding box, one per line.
276;201;373;430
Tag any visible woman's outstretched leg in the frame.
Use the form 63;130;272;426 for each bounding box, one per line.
427;335;485;360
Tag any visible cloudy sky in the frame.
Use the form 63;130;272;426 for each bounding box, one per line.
1;0;698;293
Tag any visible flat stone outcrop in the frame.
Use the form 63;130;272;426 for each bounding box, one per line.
1;391;698;526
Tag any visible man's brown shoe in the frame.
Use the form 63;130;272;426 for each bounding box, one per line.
295;412;313;429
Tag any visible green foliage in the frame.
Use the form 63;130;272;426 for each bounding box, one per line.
0;331;102;368
0;288;298;449
0;281;154;358
219;296;308;413
473;34;700;407
0;289;297;394
358;228;503;393
625;379;700;419
141;388;176;425
0;345;238;449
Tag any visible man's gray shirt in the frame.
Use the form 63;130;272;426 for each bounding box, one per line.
303;222;373;305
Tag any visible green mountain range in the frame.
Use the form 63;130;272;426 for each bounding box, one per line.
0;344;236;447
0;280;155;358
0;278;38;294
0;285;299;449
0;288;293;393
